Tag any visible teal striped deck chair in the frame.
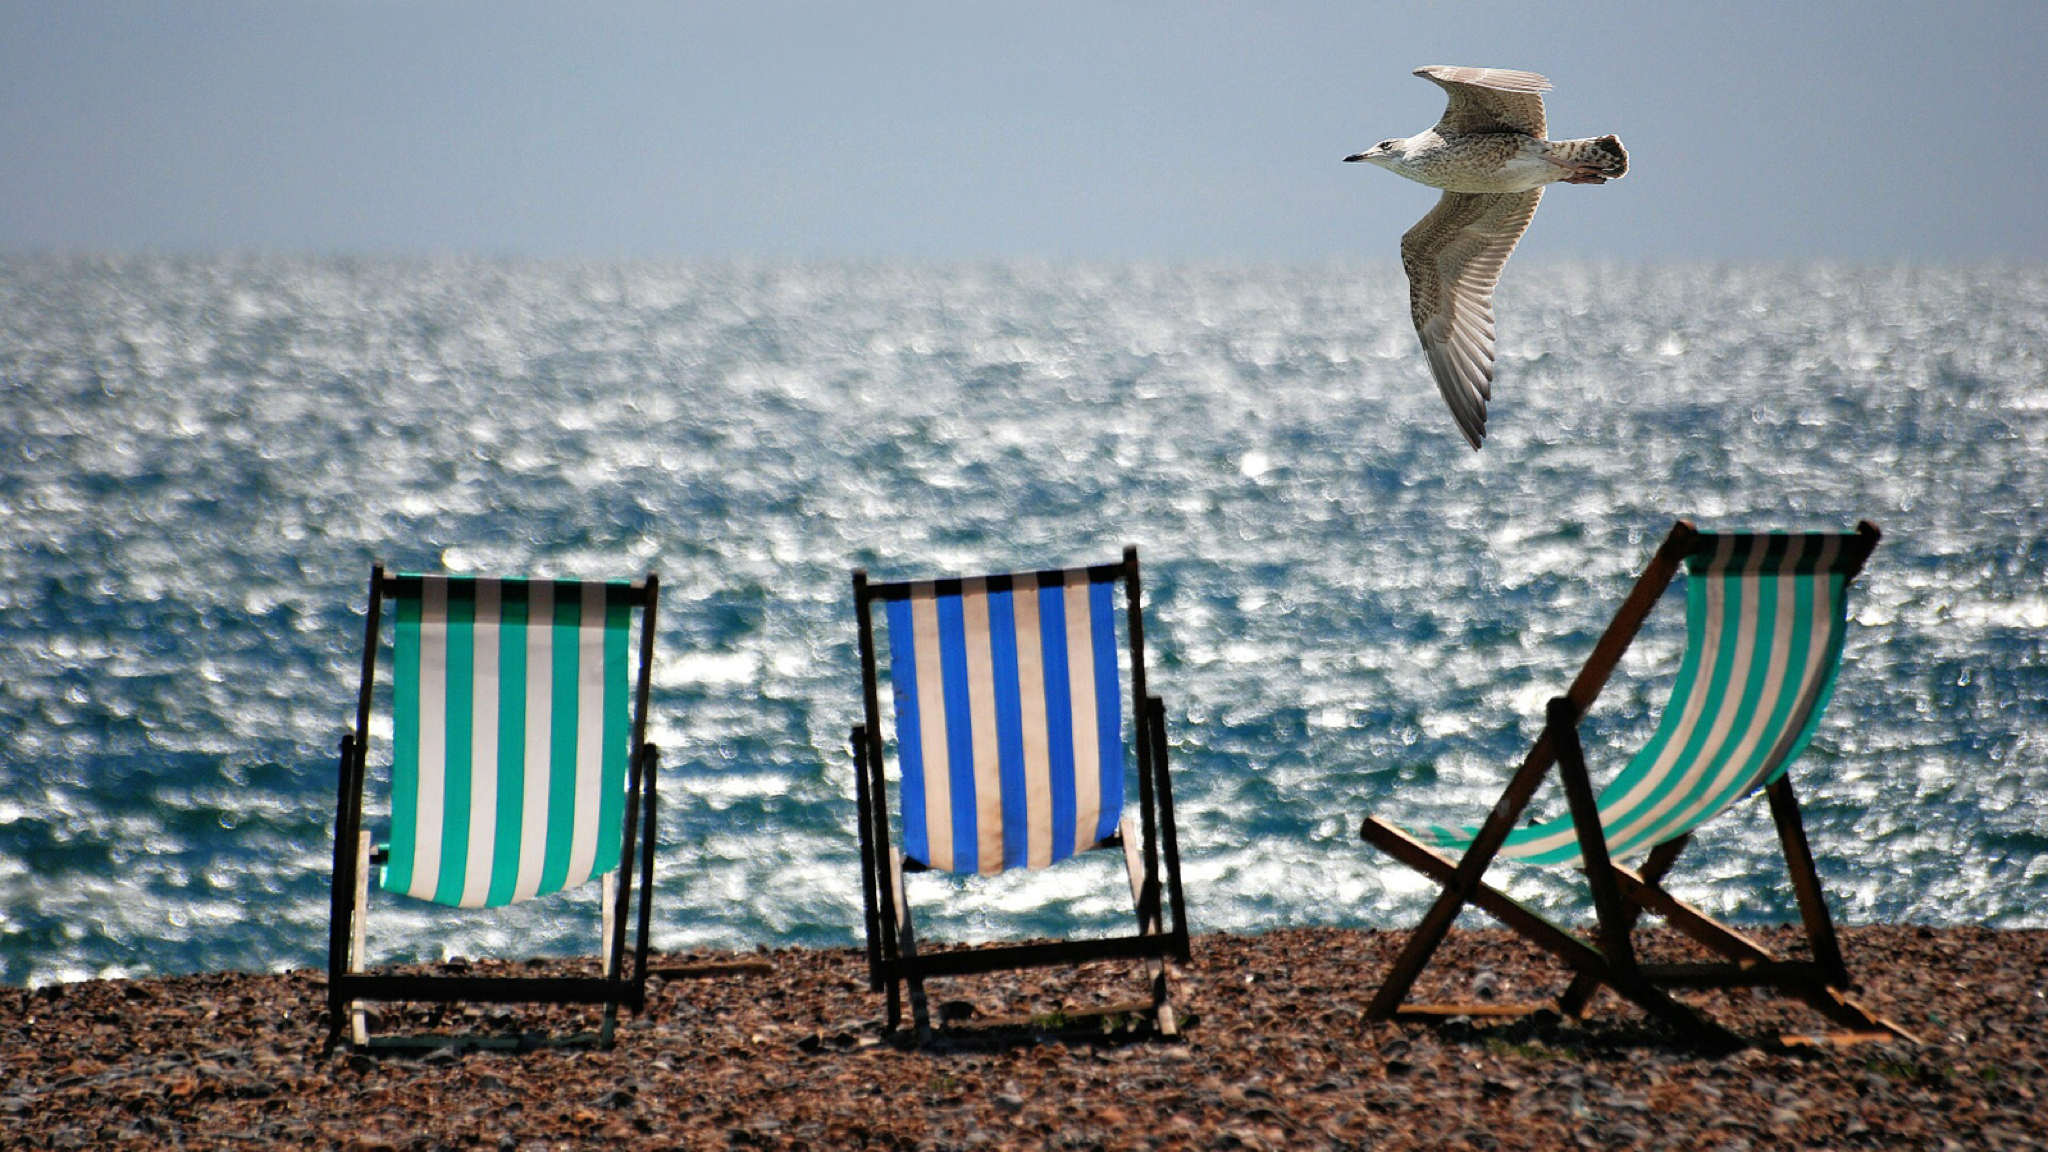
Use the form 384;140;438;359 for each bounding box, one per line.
850;546;1191;1037
1361;521;1916;1047
326;566;661;1050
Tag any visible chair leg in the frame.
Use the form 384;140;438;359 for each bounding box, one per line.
1548;699;1639;980
1362;826;1483;1021
1144;696;1192;963
1120;815;1179;1037
601;871;619;978
889;850;931;1038
1559;834;1691;1017
850;725;886;992
350;829;372;1047
599;871;619;1048
1766;776;1850;988
1362;735;1555;1021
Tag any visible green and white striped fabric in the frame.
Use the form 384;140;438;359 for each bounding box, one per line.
1412;531;1860;867
383;575;634;908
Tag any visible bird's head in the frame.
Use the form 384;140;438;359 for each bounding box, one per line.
1344;138;1406;167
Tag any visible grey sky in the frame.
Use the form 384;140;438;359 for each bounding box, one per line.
4;0;2043;263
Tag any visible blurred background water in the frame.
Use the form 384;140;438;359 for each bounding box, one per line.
1;254;2042;987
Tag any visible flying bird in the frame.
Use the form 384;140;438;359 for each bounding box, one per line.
1346;66;1628;449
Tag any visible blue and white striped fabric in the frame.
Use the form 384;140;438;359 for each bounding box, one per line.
883;572;1126;875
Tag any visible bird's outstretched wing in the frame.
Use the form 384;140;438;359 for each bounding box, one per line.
1415;65;1549;138
1400;188;1544;449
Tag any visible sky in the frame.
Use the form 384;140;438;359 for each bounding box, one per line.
3;0;2045;264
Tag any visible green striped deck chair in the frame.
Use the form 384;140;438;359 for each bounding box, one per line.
850;545;1191;1038
326;566;661;1050
1360;521;1916;1047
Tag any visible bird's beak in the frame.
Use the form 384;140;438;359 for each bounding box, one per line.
1343;152;1368;163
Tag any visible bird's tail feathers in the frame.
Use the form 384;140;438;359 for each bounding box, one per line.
1557;134;1630;179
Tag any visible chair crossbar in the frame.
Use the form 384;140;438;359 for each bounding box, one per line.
1608;864;1777;964
1634;961;1836;990
332;973;646;1010
860;561;1128;601
874;932;1184;982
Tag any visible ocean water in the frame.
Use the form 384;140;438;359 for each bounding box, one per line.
1;255;2043;988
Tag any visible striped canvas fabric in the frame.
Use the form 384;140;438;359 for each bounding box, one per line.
382;575;633;908
882;571;1127;875
1414;532;1857;867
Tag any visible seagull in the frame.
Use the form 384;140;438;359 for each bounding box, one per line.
1346;66;1628;449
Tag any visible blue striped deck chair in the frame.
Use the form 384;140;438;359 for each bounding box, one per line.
1361;521;1916;1047
850;546;1191;1037
326;566;661;1050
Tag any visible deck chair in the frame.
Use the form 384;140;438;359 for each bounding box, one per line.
850;545;1192;1037
326;566;660;1050
1360;520;1917;1047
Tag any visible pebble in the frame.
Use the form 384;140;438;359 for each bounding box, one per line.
1;925;2040;1150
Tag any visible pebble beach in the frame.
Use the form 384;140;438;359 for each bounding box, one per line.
6;924;2044;1151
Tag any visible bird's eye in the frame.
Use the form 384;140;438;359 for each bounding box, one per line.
1379;140;1398;151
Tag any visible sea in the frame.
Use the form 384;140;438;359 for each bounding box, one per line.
2;254;2043;989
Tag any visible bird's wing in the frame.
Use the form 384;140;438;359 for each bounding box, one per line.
1400;189;1544;449
1414;65;1549;138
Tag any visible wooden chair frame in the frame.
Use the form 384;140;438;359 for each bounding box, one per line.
325;565;661;1050
1360;520;1916;1047
850;545;1192;1036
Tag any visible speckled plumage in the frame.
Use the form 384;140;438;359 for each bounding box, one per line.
1347;66;1628;449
